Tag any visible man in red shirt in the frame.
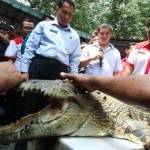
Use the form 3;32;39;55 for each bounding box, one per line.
5;19;34;71
123;23;150;75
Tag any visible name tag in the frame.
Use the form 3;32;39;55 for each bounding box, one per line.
138;51;145;55
50;29;58;34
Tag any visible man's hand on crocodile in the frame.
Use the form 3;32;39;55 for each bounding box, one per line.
60;72;96;92
0;62;28;94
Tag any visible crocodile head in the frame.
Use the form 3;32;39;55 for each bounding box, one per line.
0;80;107;143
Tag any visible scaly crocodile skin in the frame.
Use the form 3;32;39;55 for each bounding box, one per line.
0;80;149;149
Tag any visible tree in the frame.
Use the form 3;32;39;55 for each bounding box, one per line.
25;0;150;40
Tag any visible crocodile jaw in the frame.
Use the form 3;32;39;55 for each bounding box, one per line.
0;80;90;143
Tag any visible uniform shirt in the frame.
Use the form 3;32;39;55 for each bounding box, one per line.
5;36;23;71
20;19;81;73
127;41;150;75
81;42;122;76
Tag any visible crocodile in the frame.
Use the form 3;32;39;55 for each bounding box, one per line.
0;79;150;149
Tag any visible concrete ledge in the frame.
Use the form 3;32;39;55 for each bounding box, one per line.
58;137;143;150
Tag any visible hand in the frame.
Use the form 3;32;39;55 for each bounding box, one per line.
91;51;104;60
60;72;96;92
21;72;29;79
0;62;28;92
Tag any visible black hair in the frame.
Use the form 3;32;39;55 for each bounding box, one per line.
22;18;34;23
97;23;113;33
41;15;55;21
57;0;75;9
129;42;136;46
147;22;150;28
21;18;35;28
0;22;13;31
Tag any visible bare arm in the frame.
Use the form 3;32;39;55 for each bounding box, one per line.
80;51;103;68
91;75;150;106
122;64;133;76
61;72;150;107
80;57;94;67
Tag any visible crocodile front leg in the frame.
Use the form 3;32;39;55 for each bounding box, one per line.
113;119;150;149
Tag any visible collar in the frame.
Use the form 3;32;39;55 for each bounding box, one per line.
135;41;150;51
122;57;127;62
94;42;114;53
51;19;71;32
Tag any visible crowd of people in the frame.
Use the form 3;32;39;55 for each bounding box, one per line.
0;0;150;149
0;3;150;79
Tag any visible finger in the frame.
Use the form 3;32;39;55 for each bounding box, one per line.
60;72;68;77
10;73;28;87
96;55;101;59
60;72;76;80
17;74;28;83
21;73;29;80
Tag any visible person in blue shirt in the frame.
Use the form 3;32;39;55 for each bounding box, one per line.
19;1;80;148
21;0;81;80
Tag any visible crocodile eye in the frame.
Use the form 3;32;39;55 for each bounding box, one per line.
96;91;101;94
32;80;37;84
103;96;107;100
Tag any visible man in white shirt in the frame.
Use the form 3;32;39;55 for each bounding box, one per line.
80;24;122;76
20;0;80;80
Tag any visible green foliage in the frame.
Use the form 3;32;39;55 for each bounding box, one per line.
26;0;150;40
